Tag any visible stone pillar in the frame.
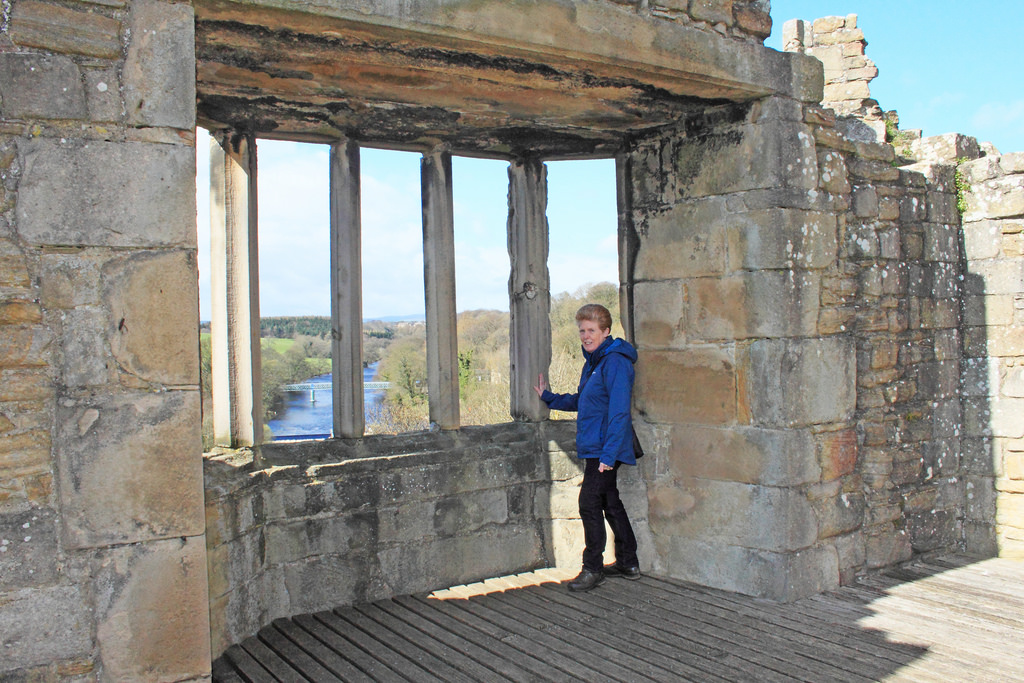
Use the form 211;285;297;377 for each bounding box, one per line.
210;132;263;447
630;98;854;602
330;138;364;438
616;152;638;342
508;158;551;422
421;148;460;429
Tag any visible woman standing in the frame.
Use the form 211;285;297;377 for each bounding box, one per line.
535;303;640;592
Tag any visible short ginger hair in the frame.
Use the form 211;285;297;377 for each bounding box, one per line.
575;303;613;332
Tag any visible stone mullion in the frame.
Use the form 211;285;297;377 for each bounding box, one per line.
421;148;460;430
616;152;638;344
330;138;365;438
508;157;551;422
210;132;262;447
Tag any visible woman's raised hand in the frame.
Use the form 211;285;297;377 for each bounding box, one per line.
533;373;548;397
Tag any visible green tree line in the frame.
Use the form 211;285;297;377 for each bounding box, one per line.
199;282;622;445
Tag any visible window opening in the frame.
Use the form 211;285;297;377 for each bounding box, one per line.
360;148;429;435
256;140;331;443
452;156;512;425
544;159;621;419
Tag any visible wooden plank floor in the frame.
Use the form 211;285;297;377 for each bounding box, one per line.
212;554;1024;682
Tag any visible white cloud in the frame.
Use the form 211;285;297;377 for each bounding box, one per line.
971;100;1024;152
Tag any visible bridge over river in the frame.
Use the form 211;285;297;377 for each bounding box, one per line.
281;381;391;402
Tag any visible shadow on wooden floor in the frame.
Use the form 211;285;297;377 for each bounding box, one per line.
213;554;1024;682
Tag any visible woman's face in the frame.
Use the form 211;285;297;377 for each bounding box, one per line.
578;319;611;353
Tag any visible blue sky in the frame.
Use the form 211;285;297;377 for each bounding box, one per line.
197;1;1022;320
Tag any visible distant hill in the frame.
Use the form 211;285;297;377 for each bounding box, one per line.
198;315;428;337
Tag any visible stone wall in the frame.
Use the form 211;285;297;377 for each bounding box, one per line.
784;15;885;142
0;0;209;680
959;151;1024;557
204;421;652;656
810;111;966;574
628;95;860;601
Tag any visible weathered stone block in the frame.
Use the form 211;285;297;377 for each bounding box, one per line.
0;508;58;589
0;585;93;675
264;513;374;567
84;66;123;123
823;80;870;102
674;120;817;198
649;478;817;552
963;258;1024;295
924;223;959;262
434;488;508;536
910;133;981;164
817;147;850;194
741;337;856;428
634;347;736;425
734;5;771;39
0;324;52;367
56;390;204;548
812;489;865;540
0;53;86;120
17;138;196;248
962;357;997;398
0;369;51;402
632;280;685;349
93;536;211;682
103;250;200;386
963;295;1015;327
635;200;728;279
378;526;541;595
664;424;819;486
9;0;121;58
58;307;109;387
865;527;912;569
815;427;857;480
726;209;837;271
847;156;900;182
651;534;838;601
124;0;197;129
688;0;733;27
851;184;878;217
687;270;820;341
964;177;1024;222
281;554;375;615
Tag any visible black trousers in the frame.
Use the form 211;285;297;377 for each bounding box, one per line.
579;458;638;572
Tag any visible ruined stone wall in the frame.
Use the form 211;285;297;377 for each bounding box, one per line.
783;14;885;142
204;421;652;656
631;0;773;43
959;151;1024;557
0;0;209;680
809;111;966;574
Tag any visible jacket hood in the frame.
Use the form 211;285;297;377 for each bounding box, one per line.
584;336;637;365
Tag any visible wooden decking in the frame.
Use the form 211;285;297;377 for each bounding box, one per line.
212;554;1024;682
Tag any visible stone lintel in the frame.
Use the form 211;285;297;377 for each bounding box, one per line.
194;0;822;149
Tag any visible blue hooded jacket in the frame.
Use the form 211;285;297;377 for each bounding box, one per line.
541;336;638;467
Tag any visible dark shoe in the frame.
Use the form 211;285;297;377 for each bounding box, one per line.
603;562;641;580
567;569;606;592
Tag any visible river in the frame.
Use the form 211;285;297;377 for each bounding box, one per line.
267;362;385;440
